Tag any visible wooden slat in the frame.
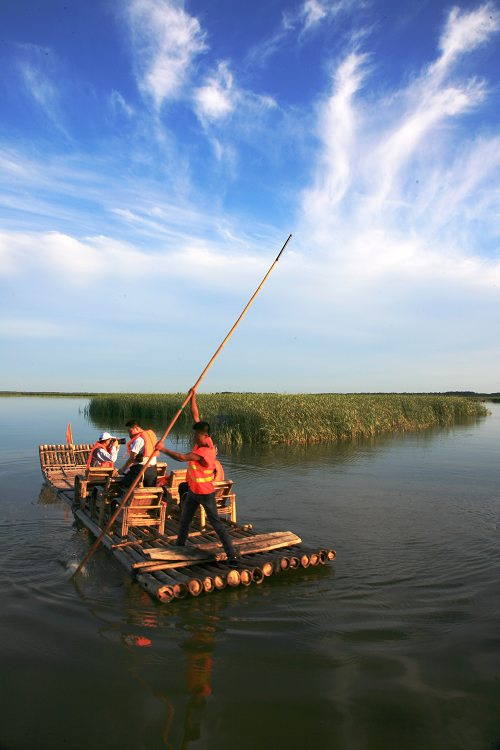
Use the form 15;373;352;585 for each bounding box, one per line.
133;531;302;572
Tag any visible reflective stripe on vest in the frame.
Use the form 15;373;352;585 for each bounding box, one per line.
187;446;216;494
86;441;113;470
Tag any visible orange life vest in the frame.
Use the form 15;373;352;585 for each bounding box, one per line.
127;429;157;463
86;441;113;470
187;444;217;495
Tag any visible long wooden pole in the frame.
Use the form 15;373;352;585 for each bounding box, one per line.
71;233;292;579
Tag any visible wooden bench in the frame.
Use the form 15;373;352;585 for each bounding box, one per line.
89;477;166;538
163;468;187;496
156;461;168;479
162;470;237;526
74;466;118;507
200;480;237;526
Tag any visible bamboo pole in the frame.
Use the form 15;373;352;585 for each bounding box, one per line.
72;234;291;579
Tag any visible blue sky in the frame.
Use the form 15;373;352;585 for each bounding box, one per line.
1;0;499;392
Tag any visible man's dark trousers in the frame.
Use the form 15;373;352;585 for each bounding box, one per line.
177;490;236;559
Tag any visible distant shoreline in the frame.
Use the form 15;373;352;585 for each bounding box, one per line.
1;390;499;398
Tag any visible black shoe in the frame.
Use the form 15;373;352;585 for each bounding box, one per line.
227;557;239;568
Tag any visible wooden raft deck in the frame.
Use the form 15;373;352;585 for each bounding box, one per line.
39;444;336;604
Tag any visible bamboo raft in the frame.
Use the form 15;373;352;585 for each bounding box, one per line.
39;443;336;604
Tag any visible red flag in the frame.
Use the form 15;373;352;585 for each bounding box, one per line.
66;422;73;445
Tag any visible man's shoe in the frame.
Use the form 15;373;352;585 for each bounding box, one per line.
227;557;239;568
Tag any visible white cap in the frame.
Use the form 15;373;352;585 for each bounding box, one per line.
99;432;113;440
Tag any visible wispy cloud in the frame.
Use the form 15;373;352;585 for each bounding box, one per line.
126;0;207;109
431;2;500;82
302;4;500;248
0;319;74;339
109;89;135;119
192;59;277;149
193;61;236;123
303;51;368;222
17;44;69;137
287;2;500;387
298;0;352;32
248;0;364;68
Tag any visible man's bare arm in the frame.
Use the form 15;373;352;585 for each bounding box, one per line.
156;443;207;466
190;388;200;423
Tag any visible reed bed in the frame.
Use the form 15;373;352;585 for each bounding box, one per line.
87;393;488;447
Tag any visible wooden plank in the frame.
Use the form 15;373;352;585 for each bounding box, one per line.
143;531;301;560
133;532;302;572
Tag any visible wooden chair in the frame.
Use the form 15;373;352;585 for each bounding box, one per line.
115;486;166;539
156;462;168;479
160;469;237;526
74;466;117;508
161;469;188;513
199;480;237;527
91;477;166;538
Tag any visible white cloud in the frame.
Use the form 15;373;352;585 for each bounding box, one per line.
294;0;362;34
295;1;500;350
303;52;367;222
431;3;500;82
0;228;267;289
301;0;328;30
193;60;276;136
193;61;235;122
126;0;207;109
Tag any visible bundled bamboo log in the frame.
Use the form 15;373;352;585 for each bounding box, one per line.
136;574;175;603
121;529;202;597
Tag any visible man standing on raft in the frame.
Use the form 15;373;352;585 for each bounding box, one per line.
156;389;239;568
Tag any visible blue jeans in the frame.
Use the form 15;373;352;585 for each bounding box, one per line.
177;490;236;559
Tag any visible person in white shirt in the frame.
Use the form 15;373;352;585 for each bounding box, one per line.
87;432;119;468
119;420;158;489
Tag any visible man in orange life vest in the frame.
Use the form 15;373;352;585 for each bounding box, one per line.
156;389;239;567
87;432;119;469
119;420;158;490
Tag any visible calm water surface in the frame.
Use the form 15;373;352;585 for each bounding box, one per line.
1;397;499;750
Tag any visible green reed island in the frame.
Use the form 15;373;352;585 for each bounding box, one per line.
87;393;487;447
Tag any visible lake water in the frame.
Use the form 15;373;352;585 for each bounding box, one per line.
1;397;499;750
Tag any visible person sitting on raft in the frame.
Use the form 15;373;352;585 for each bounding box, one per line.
119;420;158;490
86;432;120;469
156;389;239;568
